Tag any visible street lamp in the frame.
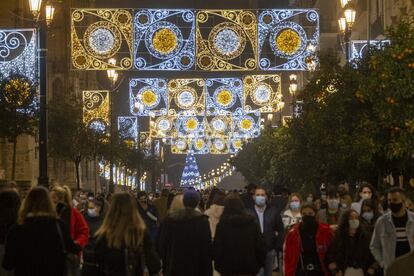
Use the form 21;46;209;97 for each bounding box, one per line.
340;2;356;62
338;17;347;33
289;74;298;116
28;0;55;187
339;0;351;8
107;58;118;192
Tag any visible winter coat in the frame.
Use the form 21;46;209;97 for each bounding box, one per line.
2;217;80;276
325;227;376;274
57;203;89;249
213;214;266;275
93;231;161;276
204;204;224;239
159;208;213;276
386;251;414;276
283;222;333;276
137;204;159;241
246;205;285;252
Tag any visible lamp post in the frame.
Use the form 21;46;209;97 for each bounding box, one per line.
340;2;356;62
107;58;118;192
28;0;55;187
289;74;298;116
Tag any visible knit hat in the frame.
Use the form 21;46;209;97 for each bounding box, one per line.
183;189;200;208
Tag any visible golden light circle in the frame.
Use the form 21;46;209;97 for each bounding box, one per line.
185;118;198;131
152;28;178;55
240;118;253;130
276;29;301;55
141;90;157;106
233;139;242;149
195;139;205;150
4;79;31;106
216;89;233;106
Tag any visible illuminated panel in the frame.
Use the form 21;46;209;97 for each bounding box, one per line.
0;29;36;81
150;115;177;138
82;90;110;133
232;111;261;139
171;137;191;154
168;78;205;116
350;40;390;66
176;115;206;138
206;116;232;137
243;74;282;113
205;77;244;115
118;116;138;144
258;9;319;71
209;136;230;154
71;9;133;70
190;137;210;154
196;10;257;71
129;78;168;116
134;9;195;70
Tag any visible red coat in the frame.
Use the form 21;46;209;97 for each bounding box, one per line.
283;222;333;276
69;207;89;249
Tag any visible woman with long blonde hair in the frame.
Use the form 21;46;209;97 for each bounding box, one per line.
2;186;80;275
50;185;89;251
93;192;160;276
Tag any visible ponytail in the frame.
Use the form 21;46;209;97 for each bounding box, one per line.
62;185;73;208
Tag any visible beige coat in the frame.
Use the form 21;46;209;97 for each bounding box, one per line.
204;204;224;239
386;251;414;276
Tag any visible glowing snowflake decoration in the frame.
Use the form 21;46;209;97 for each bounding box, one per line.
253;84;272;104
213;28;241;57
177;90;195;108
88;28;115;55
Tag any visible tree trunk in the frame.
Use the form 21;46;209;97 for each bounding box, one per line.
74;156;81;191
11;137;17;181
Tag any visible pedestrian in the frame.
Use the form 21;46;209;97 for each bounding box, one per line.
370;187;414;272
386;235;414;276
318;187;343;230
204;190;225;239
246;187;285;276
283;202;333;276
136;191;159;241
360;199;382;236
0;189;21;276
158;189;213;276
213;192;266;276
351;183;380;214
2;186;81;276
153;189;169;220
282;192;303;229
240;183;257;209
168;194;184;214
93;192;161;276
326;209;377;276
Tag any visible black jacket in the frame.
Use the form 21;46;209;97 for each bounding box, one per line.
246;205;285;252
159;208;213;276
93;231;161;276
214;214;267;275
2;217;80;276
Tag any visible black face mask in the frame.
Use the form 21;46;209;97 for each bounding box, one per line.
390;202;404;214
302;215;317;227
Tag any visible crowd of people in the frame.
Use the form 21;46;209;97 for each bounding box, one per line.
0;181;413;276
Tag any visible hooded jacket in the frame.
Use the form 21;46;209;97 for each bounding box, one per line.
158;208;213;276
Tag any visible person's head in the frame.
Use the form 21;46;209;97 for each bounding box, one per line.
245;183;258;195
137;191;148;206
95;192;145;249
211;191;226;207
338;209;360;236
360;199;378;223
300;203;318;227
87;199;103;218
170;188;177;195
50;185;72;207
340;194;353;209
337;182;349;197
183;189;200;209
326;187;340;210
306;194;314;203
253;187;267;207
314;198;322;210
18;186;57;224
161;189;169;197
286;192;302;211
387;187;406;215
356;183;376;201
169;194;184;213
148;192;155;202
221;192;245;219
0;189;21;228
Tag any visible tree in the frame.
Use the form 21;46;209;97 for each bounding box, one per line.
0;75;38;180
48;94;98;190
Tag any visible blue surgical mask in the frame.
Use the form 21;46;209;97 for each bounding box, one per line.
290;201;301;210
255;196;266;206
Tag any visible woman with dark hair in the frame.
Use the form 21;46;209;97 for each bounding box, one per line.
360;199;382;236
205;190;226;239
326;209;377;276
351;183;382;214
0;189;21;276
2;186;80;276
213;192;266;276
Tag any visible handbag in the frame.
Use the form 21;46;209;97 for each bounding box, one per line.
56;221;81;276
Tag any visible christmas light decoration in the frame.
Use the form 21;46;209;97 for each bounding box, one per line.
71;9;133;70
82;90;110;133
350;40;390;66
206;78;243;115
134;9;195;70
258;9;319;71
118;116;138;144
243;74;282;112
168;78;205;115
129;78;168;116
0;29;36;81
180;152;201;186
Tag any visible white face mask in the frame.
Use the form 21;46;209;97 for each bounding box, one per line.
362;211;374;222
327;199;339;210
87;208;98;218
349;219;360;230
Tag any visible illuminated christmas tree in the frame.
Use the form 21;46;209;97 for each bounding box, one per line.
180;152;201;186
